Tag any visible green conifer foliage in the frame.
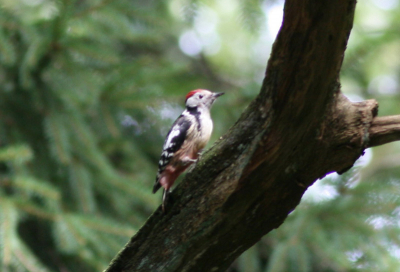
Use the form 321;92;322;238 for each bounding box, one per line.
1;0;400;271
0;0;207;270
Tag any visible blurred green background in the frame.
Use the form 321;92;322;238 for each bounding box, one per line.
1;0;400;271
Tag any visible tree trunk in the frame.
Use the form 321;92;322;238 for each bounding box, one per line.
105;0;400;271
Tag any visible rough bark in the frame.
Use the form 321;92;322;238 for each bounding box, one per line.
105;0;400;271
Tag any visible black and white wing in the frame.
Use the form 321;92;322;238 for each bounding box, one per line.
153;115;192;193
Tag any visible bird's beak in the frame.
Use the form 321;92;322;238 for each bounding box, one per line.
213;92;224;98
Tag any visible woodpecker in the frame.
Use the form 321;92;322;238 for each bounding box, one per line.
153;89;224;212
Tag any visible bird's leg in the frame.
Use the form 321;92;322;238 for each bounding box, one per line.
162;188;170;213
181;156;198;166
197;151;203;161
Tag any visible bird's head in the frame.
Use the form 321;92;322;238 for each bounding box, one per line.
185;89;224;110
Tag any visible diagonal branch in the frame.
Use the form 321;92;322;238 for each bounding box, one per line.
104;1;394;271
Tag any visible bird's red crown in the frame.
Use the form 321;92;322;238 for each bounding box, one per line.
185;89;203;101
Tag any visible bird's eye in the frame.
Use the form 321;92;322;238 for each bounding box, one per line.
199;94;203;99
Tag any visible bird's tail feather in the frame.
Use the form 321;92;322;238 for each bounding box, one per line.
153;181;161;193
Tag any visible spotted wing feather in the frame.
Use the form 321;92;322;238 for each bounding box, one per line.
153;115;191;193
